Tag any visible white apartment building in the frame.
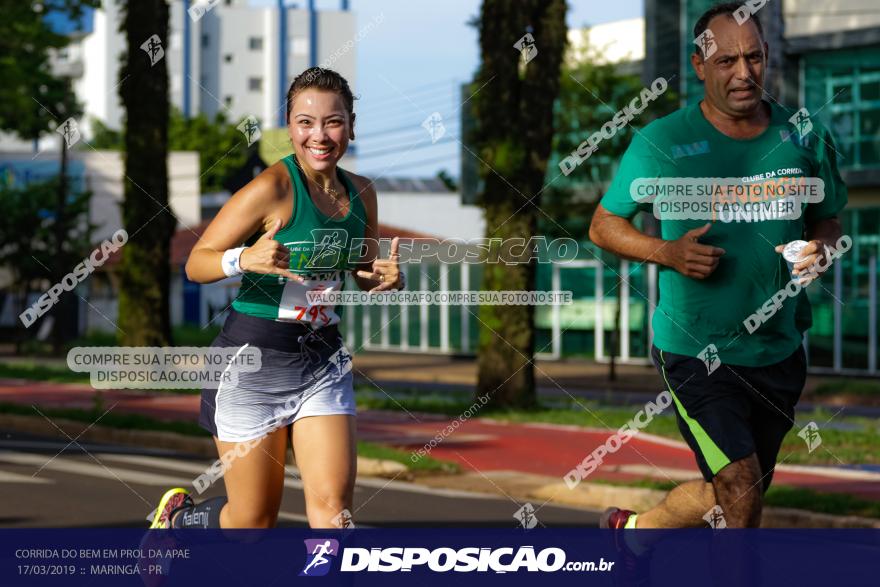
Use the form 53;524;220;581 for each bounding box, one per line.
567;17;645;68
1;0;357;151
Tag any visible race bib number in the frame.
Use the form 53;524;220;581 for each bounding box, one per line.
278;279;340;326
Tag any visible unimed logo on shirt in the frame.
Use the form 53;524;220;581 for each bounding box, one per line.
300;538;340;577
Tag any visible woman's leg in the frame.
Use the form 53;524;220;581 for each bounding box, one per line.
291;414;357;528
210;425;289;528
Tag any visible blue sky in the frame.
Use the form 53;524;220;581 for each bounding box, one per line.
52;1;644;179
348;0;643;179
44;4;94;34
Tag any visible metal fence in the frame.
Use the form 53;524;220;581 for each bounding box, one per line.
343;210;879;376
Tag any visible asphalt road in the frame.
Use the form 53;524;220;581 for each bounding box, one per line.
0;430;599;529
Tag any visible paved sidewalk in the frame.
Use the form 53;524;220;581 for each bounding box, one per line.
2;378;878;502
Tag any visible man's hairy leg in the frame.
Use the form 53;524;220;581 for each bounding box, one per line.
636;479;716;528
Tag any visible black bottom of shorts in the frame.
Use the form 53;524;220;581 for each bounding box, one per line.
651;343;806;484
198;309;344;439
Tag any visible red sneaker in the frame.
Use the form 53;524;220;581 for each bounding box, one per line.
600;508;652;587
600;507;637;530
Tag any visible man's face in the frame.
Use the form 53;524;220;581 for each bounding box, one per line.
692;15;768;118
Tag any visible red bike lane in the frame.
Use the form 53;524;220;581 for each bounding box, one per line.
2;380;879;501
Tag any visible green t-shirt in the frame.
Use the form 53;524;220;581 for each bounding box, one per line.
600;100;847;367
232;155;367;325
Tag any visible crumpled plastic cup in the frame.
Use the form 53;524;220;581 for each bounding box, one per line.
782;239;809;279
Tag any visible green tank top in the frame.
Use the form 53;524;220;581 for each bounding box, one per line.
231;155;367;325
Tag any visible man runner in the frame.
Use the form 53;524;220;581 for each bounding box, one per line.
589;1;847;542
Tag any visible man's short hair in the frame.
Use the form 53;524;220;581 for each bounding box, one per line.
693;1;765;54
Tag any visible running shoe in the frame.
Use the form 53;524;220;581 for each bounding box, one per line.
600;507;652;587
600;507;636;530
148;487;194;529
138;488;193;586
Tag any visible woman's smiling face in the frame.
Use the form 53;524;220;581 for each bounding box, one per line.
288;88;354;172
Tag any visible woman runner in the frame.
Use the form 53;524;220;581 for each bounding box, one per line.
146;67;402;531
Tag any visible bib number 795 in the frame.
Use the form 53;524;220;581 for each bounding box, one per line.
292;305;329;325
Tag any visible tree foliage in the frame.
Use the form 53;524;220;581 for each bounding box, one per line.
0;0;99;139
540;36;678;240
0;178;95;347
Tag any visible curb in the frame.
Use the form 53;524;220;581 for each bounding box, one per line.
0;413;408;480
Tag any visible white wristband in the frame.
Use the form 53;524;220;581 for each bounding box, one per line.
221;247;247;277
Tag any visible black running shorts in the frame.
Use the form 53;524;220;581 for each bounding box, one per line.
651;343;806;484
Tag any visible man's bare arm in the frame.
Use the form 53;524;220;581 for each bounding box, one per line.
589;203;726;280
806;217;843;251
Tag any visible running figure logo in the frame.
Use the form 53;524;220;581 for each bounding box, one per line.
284;229;351;276
331;508;356;529
56;117;81;148
237;115;262;147
693;29;717;59
188;0;220;21
421;112;446;144
513;503;539;529
306;229;348;270
140;34;165;66
703;505;727;530
513;32;538;65
797;421;822;453
300;538;340;577
789;108;813;139
328;347;353;378
697;344;721;375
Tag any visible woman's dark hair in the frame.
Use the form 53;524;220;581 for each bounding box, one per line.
285;67;356;124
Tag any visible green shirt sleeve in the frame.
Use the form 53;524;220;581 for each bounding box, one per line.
805;126;848;224
599;132;664;219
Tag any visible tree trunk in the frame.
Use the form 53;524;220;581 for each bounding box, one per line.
472;0;567;408
117;0;173;346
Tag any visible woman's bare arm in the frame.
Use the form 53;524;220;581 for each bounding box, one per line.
184;165;300;284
